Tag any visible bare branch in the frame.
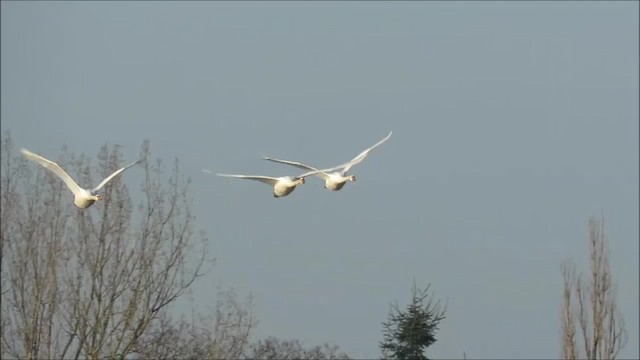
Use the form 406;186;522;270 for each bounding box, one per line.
1;132;212;359
560;216;627;360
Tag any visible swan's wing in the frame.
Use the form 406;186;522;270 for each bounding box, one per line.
340;130;392;174
263;156;319;172
262;156;330;180
295;168;328;179
21;148;83;195
92;159;143;192
217;173;279;186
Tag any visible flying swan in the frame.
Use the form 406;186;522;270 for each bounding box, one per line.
21;148;142;209
208;168;322;198
262;131;392;191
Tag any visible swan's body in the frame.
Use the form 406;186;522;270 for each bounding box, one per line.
212;170;320;198
257;161;353;191
263;131;392;191
21;148;142;209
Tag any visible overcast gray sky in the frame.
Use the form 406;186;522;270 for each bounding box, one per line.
2;2;638;359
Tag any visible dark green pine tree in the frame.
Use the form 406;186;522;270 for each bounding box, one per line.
379;282;447;360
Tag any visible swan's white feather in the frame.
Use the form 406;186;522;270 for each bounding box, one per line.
93;159;143;192
262;156;331;180
216;174;280;186
21;148;83;196
339;130;392;174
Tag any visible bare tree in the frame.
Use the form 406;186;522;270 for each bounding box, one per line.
136;287;258;359
206;288;258;359
134;287;349;360
1;130;70;360
1;131;212;360
560;216;627;360
247;337;350;360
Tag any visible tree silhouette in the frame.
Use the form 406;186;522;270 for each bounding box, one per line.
560;216;627;360
0;131;212;359
380;282;446;360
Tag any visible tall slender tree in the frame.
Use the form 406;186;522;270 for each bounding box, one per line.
560;216;627;360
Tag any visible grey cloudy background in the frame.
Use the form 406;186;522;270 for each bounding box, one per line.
1;2;638;359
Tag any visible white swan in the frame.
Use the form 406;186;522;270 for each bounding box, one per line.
262;131;392;191
21;148;142;209
210;169;321;198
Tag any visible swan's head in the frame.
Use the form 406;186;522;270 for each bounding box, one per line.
299;177;305;184
95;194;103;201
349;175;356;182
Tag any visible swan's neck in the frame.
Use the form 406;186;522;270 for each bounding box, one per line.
336;174;355;182
85;190;101;201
